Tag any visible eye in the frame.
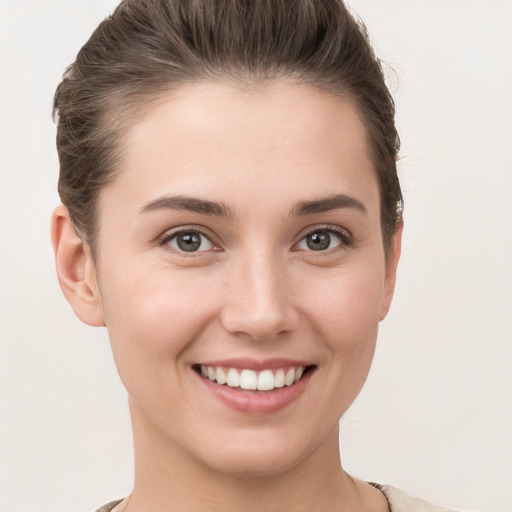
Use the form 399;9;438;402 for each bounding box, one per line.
295;228;349;252
164;230;215;253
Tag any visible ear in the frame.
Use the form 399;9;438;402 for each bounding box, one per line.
379;219;403;321
51;205;105;327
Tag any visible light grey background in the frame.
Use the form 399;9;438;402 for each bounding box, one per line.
0;1;511;511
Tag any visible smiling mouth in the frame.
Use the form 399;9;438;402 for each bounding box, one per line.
193;364;315;392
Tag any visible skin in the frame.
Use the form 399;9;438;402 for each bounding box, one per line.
52;82;402;512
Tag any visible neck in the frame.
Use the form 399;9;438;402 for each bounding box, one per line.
123;401;384;512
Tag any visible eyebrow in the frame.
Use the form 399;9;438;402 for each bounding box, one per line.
140;193;366;219
291;194;367;216
140;195;235;218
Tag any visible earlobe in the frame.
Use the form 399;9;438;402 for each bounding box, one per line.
51;205;105;327
379;220;403;321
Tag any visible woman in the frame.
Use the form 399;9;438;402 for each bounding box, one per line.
51;1;454;510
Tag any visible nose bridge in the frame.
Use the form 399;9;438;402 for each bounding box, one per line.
221;244;297;339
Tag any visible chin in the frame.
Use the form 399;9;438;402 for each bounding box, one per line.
189;425;326;478
203;444;308;477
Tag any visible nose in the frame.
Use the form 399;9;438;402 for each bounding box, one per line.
220;249;299;340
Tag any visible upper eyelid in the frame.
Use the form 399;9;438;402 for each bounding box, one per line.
295;224;351;241
158;225;217;244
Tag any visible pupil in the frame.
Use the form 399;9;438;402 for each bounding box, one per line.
307;232;330;251
177;232;201;252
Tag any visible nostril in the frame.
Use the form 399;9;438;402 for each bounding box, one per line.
220;307;299;341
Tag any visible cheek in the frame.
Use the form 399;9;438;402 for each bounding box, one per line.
304;266;384;343
301;264;384;393
98;265;221;382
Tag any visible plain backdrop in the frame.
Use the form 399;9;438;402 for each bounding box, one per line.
0;1;511;511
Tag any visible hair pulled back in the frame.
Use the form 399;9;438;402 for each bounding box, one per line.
54;0;402;255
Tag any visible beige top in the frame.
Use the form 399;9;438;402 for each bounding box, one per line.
372;484;457;512
95;484;457;512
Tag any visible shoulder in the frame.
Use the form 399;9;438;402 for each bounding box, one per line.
372;484;458;512
94;500;123;512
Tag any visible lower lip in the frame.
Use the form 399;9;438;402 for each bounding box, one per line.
197;369;313;414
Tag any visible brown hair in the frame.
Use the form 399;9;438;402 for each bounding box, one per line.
54;0;402;255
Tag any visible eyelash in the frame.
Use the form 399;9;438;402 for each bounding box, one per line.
159;228;217;255
293;225;352;253
158;225;352;255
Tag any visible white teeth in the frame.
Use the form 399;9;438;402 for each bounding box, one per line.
216;367;227;385
200;365;308;390
240;370;257;390
226;368;240;387
284;368;295;386
274;369;285;388
257;370;274;391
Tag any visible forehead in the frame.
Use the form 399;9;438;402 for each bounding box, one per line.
104;81;378;218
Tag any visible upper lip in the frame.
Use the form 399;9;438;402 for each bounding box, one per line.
195;358;314;370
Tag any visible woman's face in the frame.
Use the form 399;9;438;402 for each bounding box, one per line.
90;82;400;475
